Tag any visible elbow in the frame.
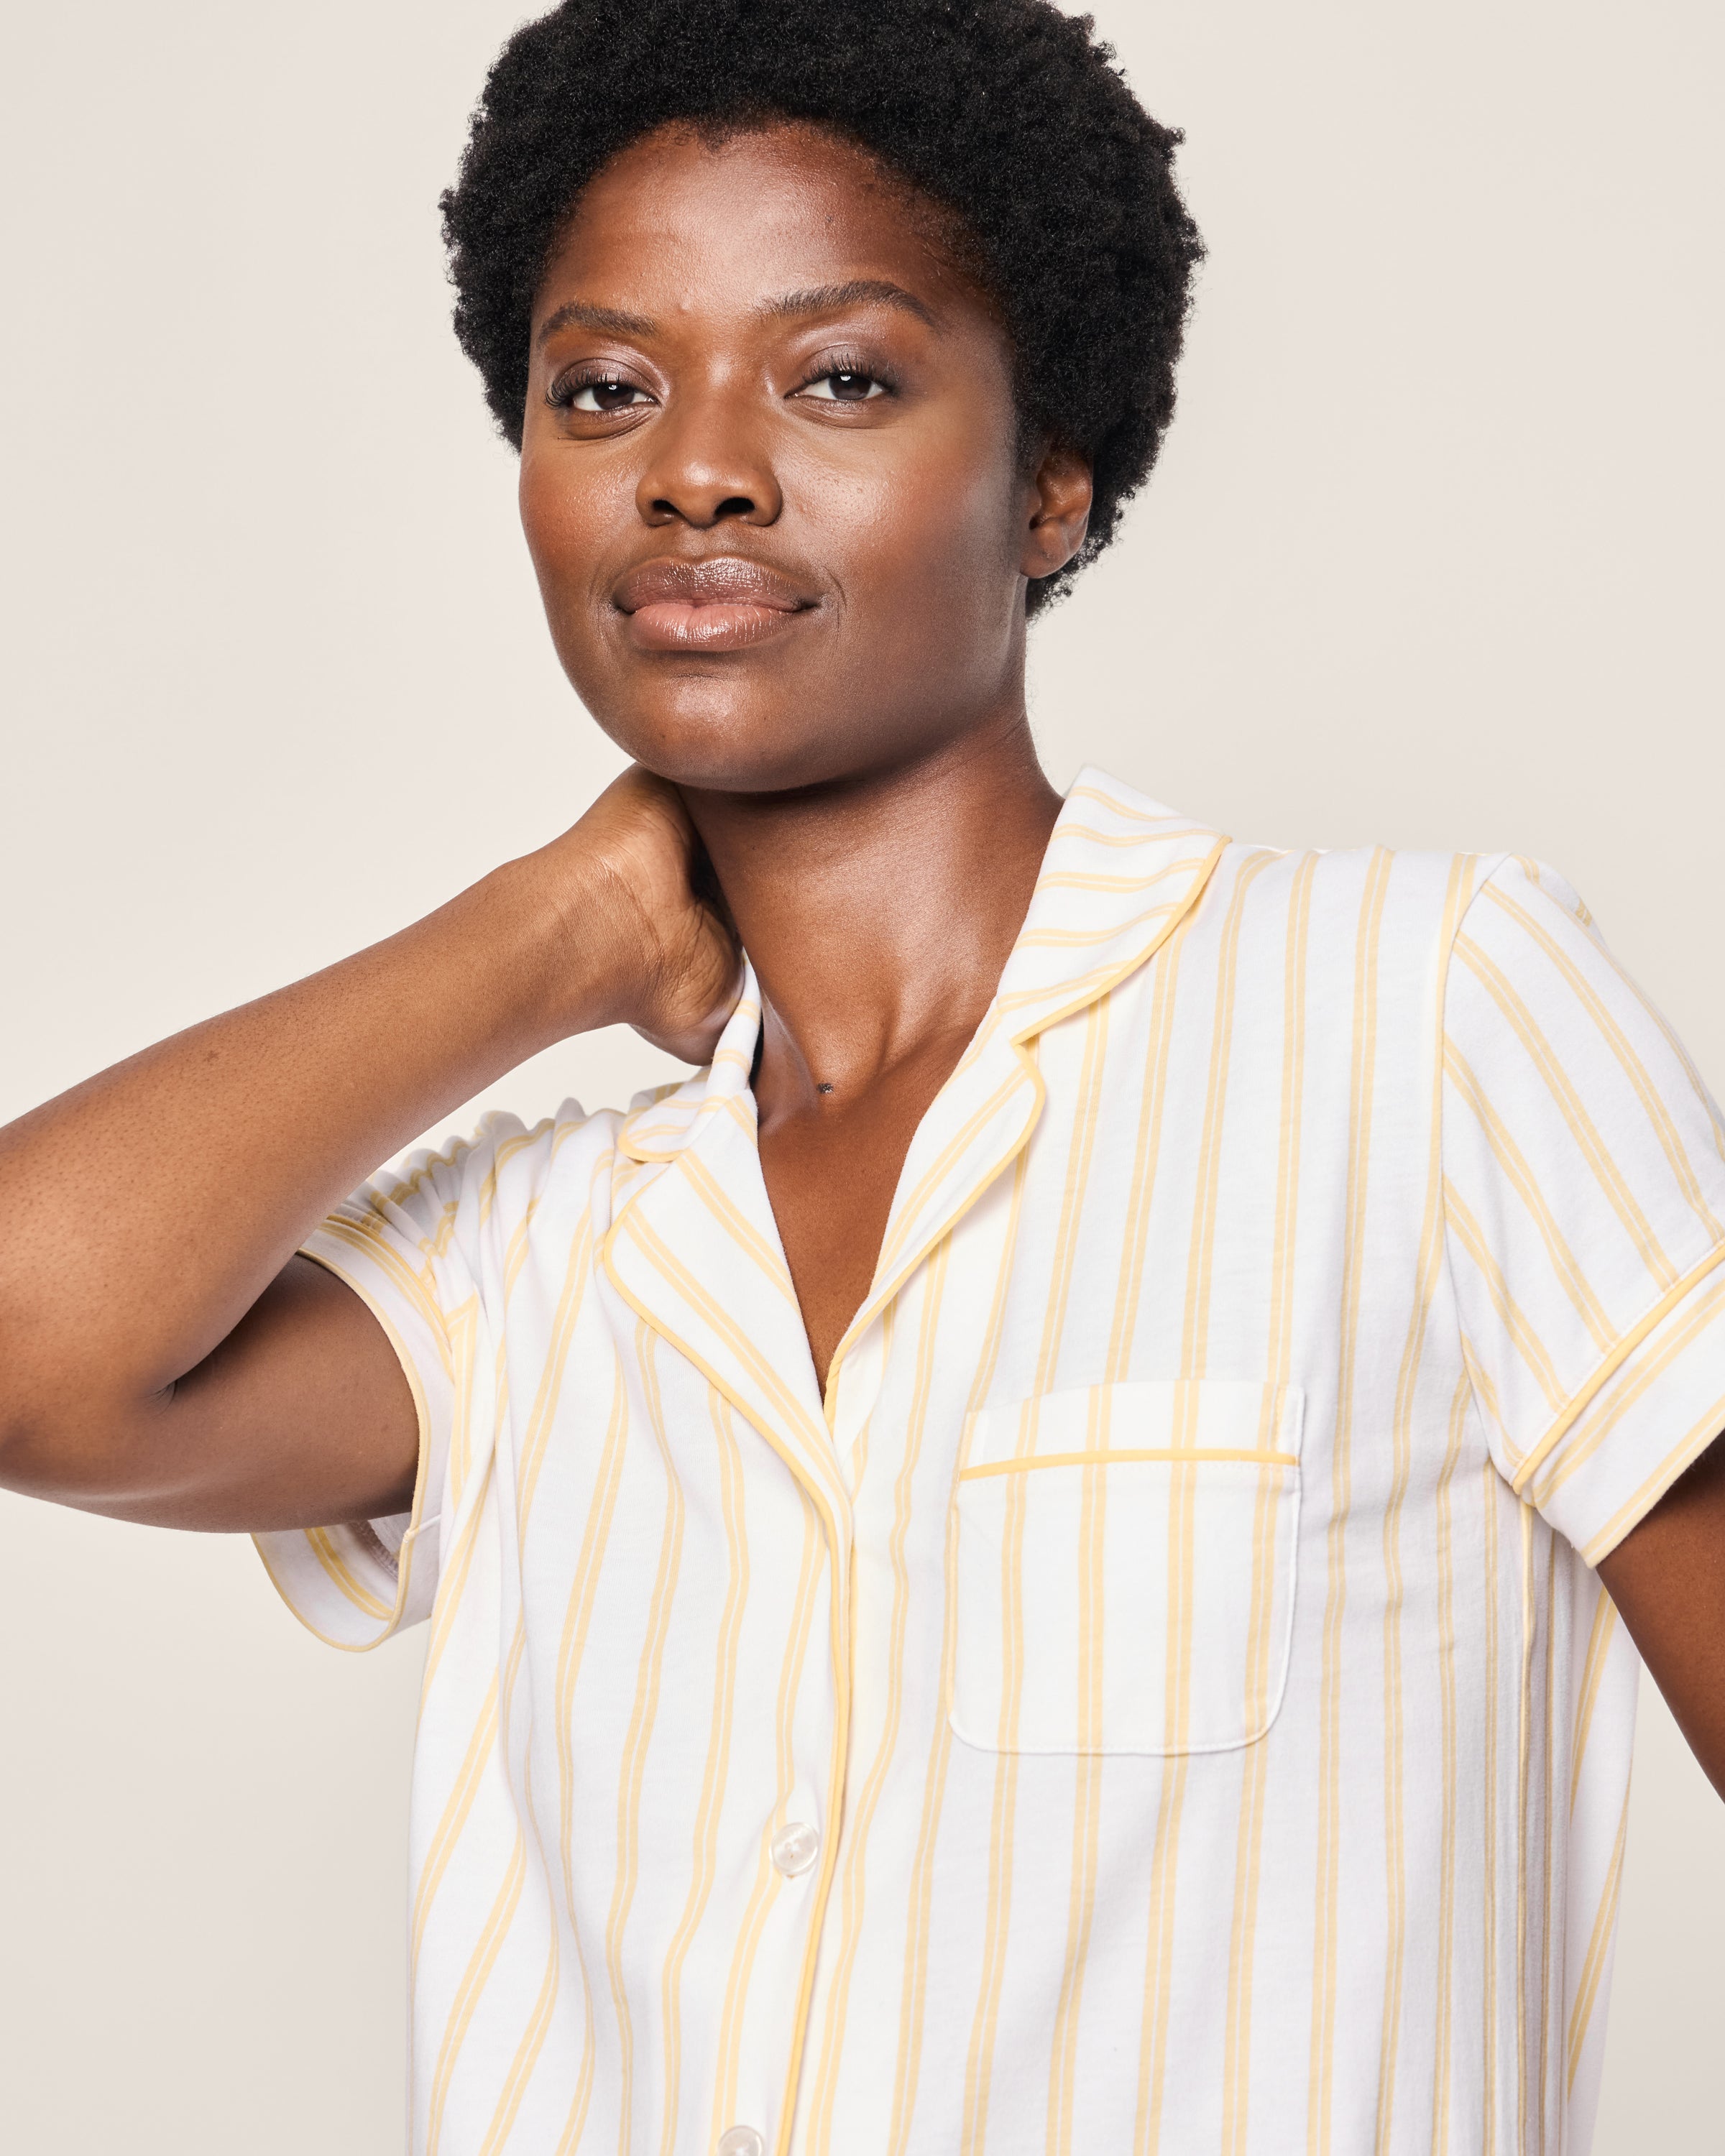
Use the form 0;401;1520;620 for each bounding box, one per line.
0;1344;142;1509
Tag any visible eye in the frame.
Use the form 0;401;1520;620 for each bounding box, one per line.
550;372;653;414
799;369;888;404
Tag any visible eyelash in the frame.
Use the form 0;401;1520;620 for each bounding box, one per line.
792;351;895;403
546;351;897;413
546;367;648;413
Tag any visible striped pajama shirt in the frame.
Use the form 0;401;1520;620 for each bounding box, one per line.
260;768;1725;2155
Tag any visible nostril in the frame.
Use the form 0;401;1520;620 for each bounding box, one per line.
645;492;760;525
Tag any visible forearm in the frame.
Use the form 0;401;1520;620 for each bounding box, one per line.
0;847;610;1462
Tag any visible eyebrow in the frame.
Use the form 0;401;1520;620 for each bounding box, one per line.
756;279;939;329
535;299;659;347
534;277;939;351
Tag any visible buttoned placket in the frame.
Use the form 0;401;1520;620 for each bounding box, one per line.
827;1315;886;1484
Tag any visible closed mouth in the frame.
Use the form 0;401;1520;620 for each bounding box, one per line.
613;555;816;653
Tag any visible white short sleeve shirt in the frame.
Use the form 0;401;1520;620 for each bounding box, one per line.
257;770;1725;2156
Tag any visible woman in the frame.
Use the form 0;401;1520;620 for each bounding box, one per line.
2;1;1721;2152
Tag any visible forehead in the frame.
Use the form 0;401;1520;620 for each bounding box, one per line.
535;121;984;323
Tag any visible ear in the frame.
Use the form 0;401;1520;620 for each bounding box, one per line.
1020;444;1093;583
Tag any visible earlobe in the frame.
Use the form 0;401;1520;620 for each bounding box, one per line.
1022;446;1094;581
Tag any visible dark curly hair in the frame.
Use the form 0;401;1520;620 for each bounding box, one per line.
440;0;1202;609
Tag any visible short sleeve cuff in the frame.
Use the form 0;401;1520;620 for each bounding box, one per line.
1515;1239;1725;1564
252;1208;454;1651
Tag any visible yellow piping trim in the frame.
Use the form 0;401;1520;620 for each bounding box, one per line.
1062;786;1205;829
1049;824;1210;850
251;1245;436;1655
958;1447;1297;1481
1003;839;1230;1049
1508;1238;1725;1495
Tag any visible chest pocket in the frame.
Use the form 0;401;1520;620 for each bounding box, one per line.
949;1380;1302;1756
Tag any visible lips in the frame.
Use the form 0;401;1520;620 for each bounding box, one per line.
613;556;815;653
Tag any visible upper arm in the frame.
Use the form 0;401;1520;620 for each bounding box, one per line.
0;1123;498;1538
1598;1432;1725;1800
2;1254;420;1533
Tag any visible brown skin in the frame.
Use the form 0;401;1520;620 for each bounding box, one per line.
0;121;1719;1804
0;121;1081;1529
518;125;1082;1375
1598;1442;1725;1800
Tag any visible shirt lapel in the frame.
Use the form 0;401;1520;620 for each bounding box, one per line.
600;768;1226;1489
600;969;849;1530
826;768;1228;1378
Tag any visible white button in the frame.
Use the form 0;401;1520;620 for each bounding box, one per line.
717;2129;764;2156
770;1821;820;1877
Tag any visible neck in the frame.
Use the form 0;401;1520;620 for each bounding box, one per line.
680;712;1062;1105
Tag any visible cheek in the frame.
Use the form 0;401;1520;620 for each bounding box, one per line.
517;448;626;620
813;420;1022;617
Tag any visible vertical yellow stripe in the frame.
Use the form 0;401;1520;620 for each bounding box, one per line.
1223;849;1316;2156
1378;854;1478;2150
1104;910;1195;1378
425;1825;529;2156
1536;1542;1559;2150
413;1677;501;1979
656;1388;750;2156
1568;1591;1619;1813
474;1915;559;2156
1427;1373;1473;2150
513;1208;597;1526
418;1296;486;1699
709;1483;824;2147
1565;1782;1630;2092
1307;847;1392;2156
806;1252;948;2151
1481;1455;1501;2156
1514;1503;1537;2156
543;1359;632;2146
602;1325;686;2156
1044;1413;1108;2153
1041;1000;1121;2153
1139;852;1271;2154
965;1006;1110;2152
888;1149;1032;2156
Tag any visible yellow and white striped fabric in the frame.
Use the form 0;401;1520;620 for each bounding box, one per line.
258;768;1725;2156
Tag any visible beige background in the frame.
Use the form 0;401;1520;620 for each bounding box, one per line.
1;0;1719;2146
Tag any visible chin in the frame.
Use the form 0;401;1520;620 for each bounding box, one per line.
589;685;876;798
606;725;858;799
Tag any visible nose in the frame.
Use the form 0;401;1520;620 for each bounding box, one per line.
635;382;783;529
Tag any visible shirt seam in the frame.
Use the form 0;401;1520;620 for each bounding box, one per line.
1509;1235;1725;1499
1439;854;1725;1516
1438;849;1512;1480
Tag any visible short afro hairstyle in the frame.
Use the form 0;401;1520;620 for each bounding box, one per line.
441;0;1203;609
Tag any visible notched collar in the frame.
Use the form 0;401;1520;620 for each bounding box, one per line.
599;768;1227;1487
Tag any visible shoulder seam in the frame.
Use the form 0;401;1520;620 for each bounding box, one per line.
1436;849;1514;1482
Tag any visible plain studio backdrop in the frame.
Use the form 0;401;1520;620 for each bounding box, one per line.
1;1;1719;2147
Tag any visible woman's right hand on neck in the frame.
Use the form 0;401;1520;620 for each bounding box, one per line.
0;769;739;1532
548;765;742;1064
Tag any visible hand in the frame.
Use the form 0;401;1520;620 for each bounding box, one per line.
550;765;743;1064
